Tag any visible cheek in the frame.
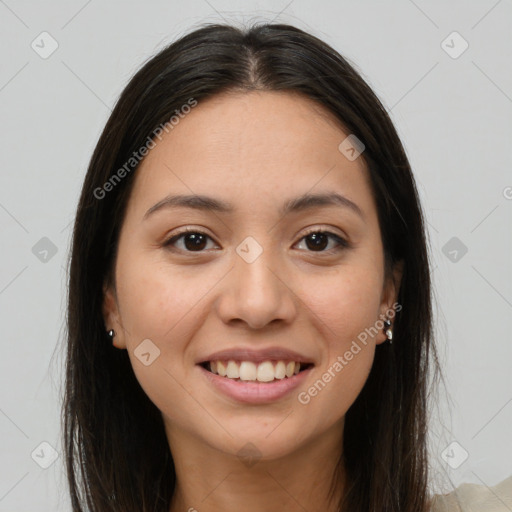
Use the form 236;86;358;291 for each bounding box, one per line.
117;255;203;342
115;262;216;428
299;265;383;348
294;267;381;419
114;256;194;375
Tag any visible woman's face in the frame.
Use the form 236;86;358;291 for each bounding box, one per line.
103;90;401;461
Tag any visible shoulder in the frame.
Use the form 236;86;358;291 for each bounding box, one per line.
429;475;512;511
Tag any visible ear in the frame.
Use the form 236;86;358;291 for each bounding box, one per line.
376;260;404;345
102;283;127;349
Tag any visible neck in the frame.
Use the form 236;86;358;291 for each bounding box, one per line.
167;421;345;512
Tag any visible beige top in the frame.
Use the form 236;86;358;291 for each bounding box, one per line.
430;475;512;511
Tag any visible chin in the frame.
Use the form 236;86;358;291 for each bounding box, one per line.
208;421;312;463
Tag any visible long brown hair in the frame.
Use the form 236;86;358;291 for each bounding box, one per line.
63;22;442;511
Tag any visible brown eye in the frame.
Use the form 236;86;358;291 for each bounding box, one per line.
295;230;349;253
164;230;216;252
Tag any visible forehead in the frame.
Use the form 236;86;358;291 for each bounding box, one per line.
127;90;375;220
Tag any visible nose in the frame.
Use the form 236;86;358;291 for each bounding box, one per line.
214;244;297;330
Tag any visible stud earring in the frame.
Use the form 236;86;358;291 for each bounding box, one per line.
383;318;393;344
107;329;116;339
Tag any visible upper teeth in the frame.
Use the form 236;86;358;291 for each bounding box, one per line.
209;360;302;382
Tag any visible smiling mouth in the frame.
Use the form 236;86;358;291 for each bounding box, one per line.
199;360;314;383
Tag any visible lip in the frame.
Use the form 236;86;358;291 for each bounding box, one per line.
197;346;314;365
198;363;314;404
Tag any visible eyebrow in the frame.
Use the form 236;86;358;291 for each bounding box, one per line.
143;191;365;221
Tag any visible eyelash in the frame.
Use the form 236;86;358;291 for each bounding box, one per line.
163;227;349;255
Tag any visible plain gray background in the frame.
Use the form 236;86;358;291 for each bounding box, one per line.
0;1;511;510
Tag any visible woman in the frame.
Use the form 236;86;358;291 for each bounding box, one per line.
63;22;511;511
